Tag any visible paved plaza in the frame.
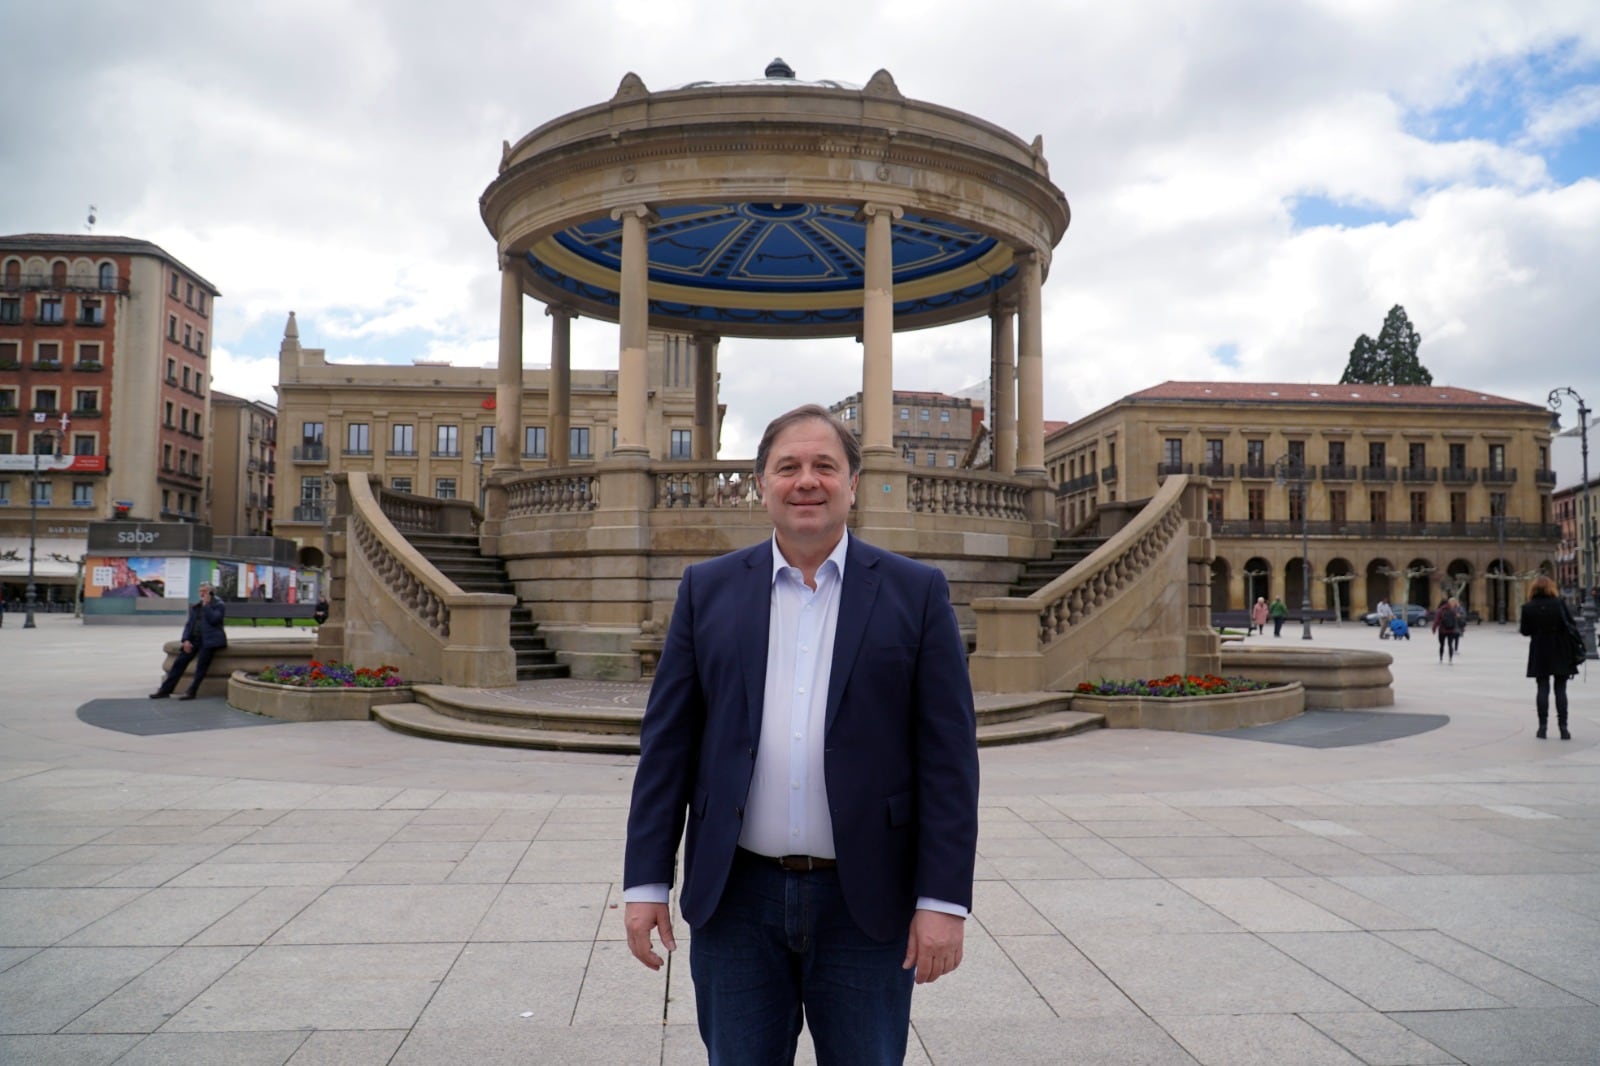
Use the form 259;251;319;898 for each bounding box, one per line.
1;615;1597;1065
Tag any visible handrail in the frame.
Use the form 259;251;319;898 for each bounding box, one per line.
908;469;1029;521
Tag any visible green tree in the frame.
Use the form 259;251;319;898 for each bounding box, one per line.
1338;305;1433;385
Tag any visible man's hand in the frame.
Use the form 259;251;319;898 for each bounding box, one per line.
181;640;193;652
902;909;965;984
624;901;676;971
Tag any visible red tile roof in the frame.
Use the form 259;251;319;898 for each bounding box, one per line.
1127;381;1540;410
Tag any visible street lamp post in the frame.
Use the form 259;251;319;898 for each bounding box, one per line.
1273;454;1313;641
1548;387;1596;656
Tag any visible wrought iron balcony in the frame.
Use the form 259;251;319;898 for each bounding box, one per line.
1361;465;1397;481
0;273;129;294
1211;517;1559;541
1401;466;1437;483
1197;461;1234;478
1481;466;1517;484
1100;464;1117;482
292;503;326;523
292;444;327;462
1441;466;1477;484
1156;462;1193;477
1321;464;1358;481
1535;468;1558;486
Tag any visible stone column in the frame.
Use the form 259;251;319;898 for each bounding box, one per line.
493;257;524;478
547;304;573;467
860;202;902;458
1014;249;1046;477
692;333;717;460
613;204;653;457
991;301;1017;475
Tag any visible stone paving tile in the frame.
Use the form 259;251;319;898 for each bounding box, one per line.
1;862;127;888
0;886;146;946
112;1030;310;1065
285;1029;407;1064
0;1034;142;1065
266;883;500;944
394;1023;665;1066
1300;1010;1463;1064
1070;930;1367;1015
993;934;1144;1017
162;943;462;1032
915;1016;1200;1065
1391;1006;1600;1064
1376;929;1591;1008
1172;878;1357;932
971;880;1057;936
1016;879;1241;936
413;940;590;1027
0;945;169;1033
473;881;612;942
910;926;1055;1021
1262;931;1508;1012
337;860;458;885
166;860;358;888
1270;877;1425;931
59;886;258;946
570;940;674;1027
60;945;251;1033
188;886;321;946
1156;1013;1368;1065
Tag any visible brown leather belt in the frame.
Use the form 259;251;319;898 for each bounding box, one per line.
740;848;838;871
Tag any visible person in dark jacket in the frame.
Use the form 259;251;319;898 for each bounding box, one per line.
312;597;330;626
1432;596;1465;663
150;583;227;701
1519;575;1578;740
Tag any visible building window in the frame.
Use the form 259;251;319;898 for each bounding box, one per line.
182;367;191;391
904;450;915;464
346;423;371;455
31;478;52;506
166;358;177;383
170;272;180;297
477;426;495;459
1205;438;1223;464
39;297;63;323
76;342;101;366
72;482;93;508
1329;490;1347;525
899;407;910;421
301;476;323;503
33;387;58;413
73;389;97;413
192;414;201;437
670;428;692;459
0;297;19;324
525;426;546;458
1448;443;1466;470
1368;442;1386;468
0;388;15;414
167;315;177;340
946;453;957;467
79;298;103;325
194;330;205;356
919;409;931;422
1408;442;1426;469
180;410;189;433
185;281;194;306
435;424;459;457
1287;440;1306;468
940;409;951;422
1163;438;1183;465
1246;439;1264;467
1248;488;1265;523
1490;491;1507;518
435;477;457;499
844;405;857;420
1288;485;1305;523
1327;441;1345;467
0;478;9;504
98;263;115;289
163;443;174;470
391;477;412;494
390;423;415;455
925;451;937;466
35;341;61;366
1410;491;1427;524
570;427;591;458
1206;489;1224;523
1488;443;1506;472
1370;491;1388;526
73;434;96;455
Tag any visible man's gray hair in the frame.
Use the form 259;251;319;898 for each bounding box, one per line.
754;404;862;479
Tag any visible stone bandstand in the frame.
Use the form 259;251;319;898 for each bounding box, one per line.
322;61;1225;734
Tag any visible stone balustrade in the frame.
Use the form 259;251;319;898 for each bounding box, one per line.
907;470;1029;521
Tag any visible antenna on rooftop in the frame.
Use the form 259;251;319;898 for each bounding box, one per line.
85;205;97;233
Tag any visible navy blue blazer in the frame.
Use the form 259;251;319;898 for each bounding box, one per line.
624;536;979;943
181;599;228;649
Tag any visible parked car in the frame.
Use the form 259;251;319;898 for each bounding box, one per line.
1361;604;1430;627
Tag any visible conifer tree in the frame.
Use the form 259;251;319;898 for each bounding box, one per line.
1339;305;1432;385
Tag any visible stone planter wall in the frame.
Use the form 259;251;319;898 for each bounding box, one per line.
1220;646;1394;709
1073;682;1304;732
160;638;316;700
227;671;413;722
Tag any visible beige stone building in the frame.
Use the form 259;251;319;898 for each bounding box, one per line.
1045;382;1560;622
829;389;982;470
272;314;716;566
208;391;277;537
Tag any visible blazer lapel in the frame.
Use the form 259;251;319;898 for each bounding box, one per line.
738;544;772;744
825;537;881;734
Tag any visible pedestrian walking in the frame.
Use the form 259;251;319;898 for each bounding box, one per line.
1376;598;1393;639
1432;597;1464;663
1250;597;1268;636
1519;575;1582;740
1269;597;1287;637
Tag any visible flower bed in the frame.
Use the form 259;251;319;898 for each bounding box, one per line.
1071;674;1303;732
257;661;407;689
228;662;413;723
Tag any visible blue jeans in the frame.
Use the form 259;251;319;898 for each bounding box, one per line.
690;849;914;1065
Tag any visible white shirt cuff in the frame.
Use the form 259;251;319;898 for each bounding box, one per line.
623;883;670;904
917;896;968;919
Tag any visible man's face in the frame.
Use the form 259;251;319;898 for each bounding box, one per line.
758;418;857;554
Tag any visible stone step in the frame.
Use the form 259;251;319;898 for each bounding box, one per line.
977;710;1103;746
374;703;638;752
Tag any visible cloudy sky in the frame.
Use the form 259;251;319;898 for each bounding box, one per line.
3;1;1597;460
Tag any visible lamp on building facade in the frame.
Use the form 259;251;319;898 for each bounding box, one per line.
1548;386;1596;656
1273;453;1313;641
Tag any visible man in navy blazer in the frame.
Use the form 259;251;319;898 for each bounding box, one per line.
624;405;979;1064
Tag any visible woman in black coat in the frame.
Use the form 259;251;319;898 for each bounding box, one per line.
1519;575;1579;740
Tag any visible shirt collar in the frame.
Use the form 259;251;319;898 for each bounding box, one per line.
770;530;849;586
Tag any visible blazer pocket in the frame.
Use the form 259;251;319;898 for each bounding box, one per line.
886;790;914;828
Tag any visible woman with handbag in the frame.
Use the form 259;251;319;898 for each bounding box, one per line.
1518;575;1582;740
